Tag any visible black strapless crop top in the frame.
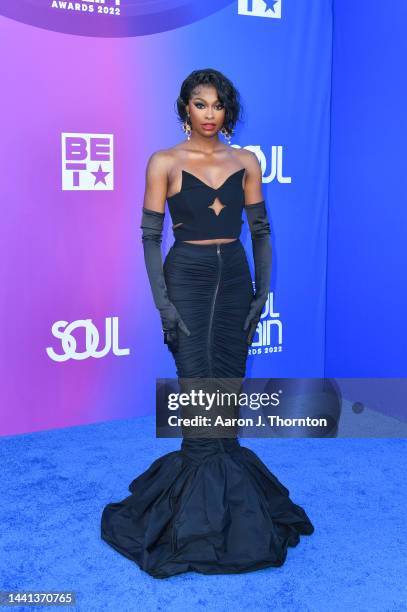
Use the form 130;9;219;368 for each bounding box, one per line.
166;168;246;241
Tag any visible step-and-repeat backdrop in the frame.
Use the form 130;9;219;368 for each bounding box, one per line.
0;0;332;435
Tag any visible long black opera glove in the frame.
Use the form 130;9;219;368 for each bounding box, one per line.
243;201;272;345
140;207;190;353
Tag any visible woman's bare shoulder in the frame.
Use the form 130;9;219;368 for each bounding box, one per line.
233;147;259;172
146;143;186;174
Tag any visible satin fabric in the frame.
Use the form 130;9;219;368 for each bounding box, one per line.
100;239;314;578
101;437;314;578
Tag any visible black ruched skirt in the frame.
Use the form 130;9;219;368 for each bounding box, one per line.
163;239;254;378
101;239;314;578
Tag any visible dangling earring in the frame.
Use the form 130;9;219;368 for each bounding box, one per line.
182;113;192;140
221;126;233;145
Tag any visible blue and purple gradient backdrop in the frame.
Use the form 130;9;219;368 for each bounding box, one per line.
0;1;333;436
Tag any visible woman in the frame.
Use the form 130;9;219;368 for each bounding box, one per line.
101;68;314;578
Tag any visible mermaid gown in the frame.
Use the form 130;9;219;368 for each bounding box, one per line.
100;170;314;578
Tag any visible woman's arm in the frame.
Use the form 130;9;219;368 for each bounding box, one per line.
243;149;264;206
142;151;168;214
242;151;272;344
140;151;190;353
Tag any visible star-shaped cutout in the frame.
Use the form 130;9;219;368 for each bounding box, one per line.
91;164;110;186
208;197;227;216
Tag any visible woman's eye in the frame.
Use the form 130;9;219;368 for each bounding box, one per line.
195;103;224;110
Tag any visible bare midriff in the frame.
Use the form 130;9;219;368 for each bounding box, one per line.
182;238;238;245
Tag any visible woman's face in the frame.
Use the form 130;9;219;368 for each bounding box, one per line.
186;85;226;138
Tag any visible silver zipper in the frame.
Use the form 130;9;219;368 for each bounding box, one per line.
207;244;222;376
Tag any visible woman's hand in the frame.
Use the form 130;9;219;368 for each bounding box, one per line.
160;302;190;353
243;296;267;345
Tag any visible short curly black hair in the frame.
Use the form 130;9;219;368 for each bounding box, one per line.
175;68;244;136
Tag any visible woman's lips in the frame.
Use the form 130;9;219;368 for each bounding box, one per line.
201;124;216;130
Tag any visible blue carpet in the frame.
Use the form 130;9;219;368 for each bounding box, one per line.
1;416;406;612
